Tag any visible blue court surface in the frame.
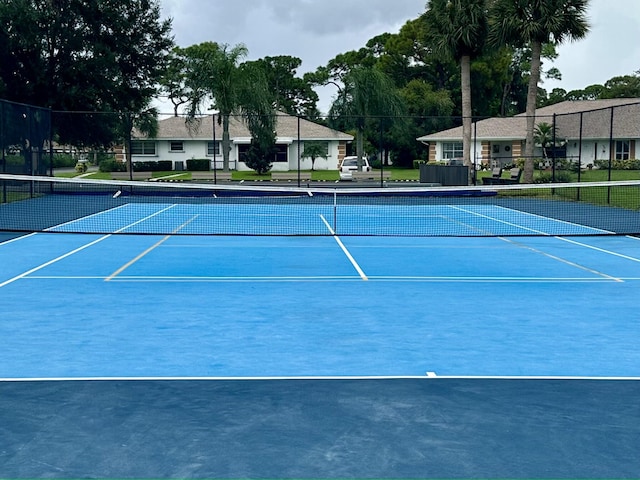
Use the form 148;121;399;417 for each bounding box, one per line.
2;197;640;478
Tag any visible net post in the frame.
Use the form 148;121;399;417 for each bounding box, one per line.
297;114;301;187
333;190;337;234
212;113;217;183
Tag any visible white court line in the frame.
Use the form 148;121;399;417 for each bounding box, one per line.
448;205;550;235
319;214;368;281
1;374;638;382
493;205;613;234
105;214;198;281
101;275;363;282
557;236;640;264
0;205;180;288
0;235;113;288
0;232;37;245
448;207;622;281
45;203;131;231
22;274;632;283
498;237;623;282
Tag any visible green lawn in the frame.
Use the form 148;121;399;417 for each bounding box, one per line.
66;166;640;186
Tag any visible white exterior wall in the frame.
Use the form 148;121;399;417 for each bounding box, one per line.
564;140;614;167
131;138;342;171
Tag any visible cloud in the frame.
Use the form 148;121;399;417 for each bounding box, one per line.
545;0;640;92
160;0;425;64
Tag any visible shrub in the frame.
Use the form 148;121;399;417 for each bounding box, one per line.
52;153;76;168
369;156;382;169
132;160;172;171
594;159;640;170
534;171;572;183
244;145;272;175
413;160;427;169
186;159;210;171
99;159;126;172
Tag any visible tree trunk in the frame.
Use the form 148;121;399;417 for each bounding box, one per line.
460;54;473;184
524;41;542;183
222;114;231;172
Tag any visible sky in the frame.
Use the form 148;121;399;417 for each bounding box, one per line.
157;0;640;114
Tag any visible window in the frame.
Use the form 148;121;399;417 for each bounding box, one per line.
130;140;156;156
169;141;184;152
274;144;288;163
207;141;220;156
615;140;630;160
442;142;463;159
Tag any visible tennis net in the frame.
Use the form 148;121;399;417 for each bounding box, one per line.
2;174;640;237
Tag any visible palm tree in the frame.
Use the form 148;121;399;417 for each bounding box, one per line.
423;0;488;182
301;141;328;171
329;66;404;171
534;121;555;159
181;42;273;172
489;0;590;183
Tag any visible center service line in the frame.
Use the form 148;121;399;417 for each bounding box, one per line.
319;214;368;281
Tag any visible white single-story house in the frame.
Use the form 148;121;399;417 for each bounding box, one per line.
123;113;353;171
417;98;640;169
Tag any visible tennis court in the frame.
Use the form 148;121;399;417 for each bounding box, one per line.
2;175;640;478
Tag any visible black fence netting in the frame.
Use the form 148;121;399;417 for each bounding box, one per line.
2;174;640;237
1;98;639;187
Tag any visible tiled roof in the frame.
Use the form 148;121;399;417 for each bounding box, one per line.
417;99;640;142
136;114;353;141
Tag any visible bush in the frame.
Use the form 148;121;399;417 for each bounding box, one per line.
132;160;172;172
594;158;640;170
186;159;210;171
243;145;273;175
99;159;126;172
413;160;427;169
534;171;572;183
369;156;382;169
52;153;76;168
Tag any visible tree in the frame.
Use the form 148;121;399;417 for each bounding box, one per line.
247;56;319;117
181;42;274;172
533;121;555;159
489;0;590;183
394;79;455;167
423;0;489;181
601;74;640;99
329;66;404;171
159;48;192;117
0;0;173;147
301;141;329;170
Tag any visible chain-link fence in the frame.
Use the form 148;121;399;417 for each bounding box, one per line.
2;98;639;186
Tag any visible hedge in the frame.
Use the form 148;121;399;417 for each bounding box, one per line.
186;159;210;171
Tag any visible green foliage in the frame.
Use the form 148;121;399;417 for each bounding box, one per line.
534;171;573;183
52;154;76;168
423;0;489;62
132;161;173;172
186;159;211;171
533;122;556;155
246;56;320;117
243;144;274;175
594;159;640;170
243;119;277;175
0;0;173;148
301;141;329;170
180;42;274;172
99;159;126;172
329;66;404;167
